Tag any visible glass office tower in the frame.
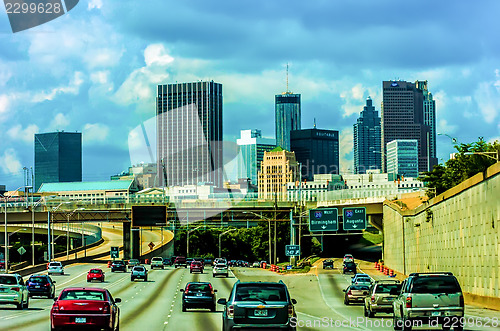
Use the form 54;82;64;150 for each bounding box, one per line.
353;97;382;174
236;129;276;186
275;93;301;151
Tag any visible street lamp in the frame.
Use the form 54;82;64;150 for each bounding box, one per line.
243;211;272;264
218;229;236;258
437;133;458;144
49;202;70;261
187;225;205;257
463;152;499;162
65;208;85;260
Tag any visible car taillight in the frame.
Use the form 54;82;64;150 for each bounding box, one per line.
227;305;234;318
103;303;110;314
12;287;20;292
347;290;352;296
459;294;464;308
209;284;214;295
52;303;60;313
45;283;50;287
288;304;294;318
371;295;376;303
405;296;412;308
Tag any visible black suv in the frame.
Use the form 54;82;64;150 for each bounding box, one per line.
26;275;56;298
393;272;464;331
322;259;334;269
343;261;356;274
180;282;217;312
111;260;127;272
218;280;297;331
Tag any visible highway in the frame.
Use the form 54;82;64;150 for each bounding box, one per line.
1;259;499;331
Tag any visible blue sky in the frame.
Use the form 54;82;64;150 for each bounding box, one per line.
0;0;499;190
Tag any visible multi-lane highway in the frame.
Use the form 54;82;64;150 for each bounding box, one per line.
1;259;499;331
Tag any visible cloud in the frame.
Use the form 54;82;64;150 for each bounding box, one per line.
473;71;500;124
340;84;379;118
0;149;22;175
88;0;103;10
6;124;39;143
49;113;71;130
83;123;110;143
144;44;174;67
32;72;85;102
437;119;458;135
0;94;9;114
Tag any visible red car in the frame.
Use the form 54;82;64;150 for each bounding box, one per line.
87;268;105;282
190;261;204;274
51;287;121;331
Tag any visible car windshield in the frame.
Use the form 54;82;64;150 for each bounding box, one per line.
60;290;105;301
410;276;460;294
29;276;48;283
376;284;400;293
187;283;211;291
235;285;287;302
0;276;18;285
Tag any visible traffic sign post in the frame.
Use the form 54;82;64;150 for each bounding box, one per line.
110;246;119;259
285;245;300;257
342;207;366;230
309;208;338;232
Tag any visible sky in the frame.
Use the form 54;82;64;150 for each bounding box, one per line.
0;0;499;190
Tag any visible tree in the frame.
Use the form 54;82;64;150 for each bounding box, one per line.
420;138;499;196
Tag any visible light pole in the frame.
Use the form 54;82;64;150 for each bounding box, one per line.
218;229;236;258
187;225;204;257
437;133;458;144
49;202;69;261
243;211;272;263
463;151;499;162
65;208;84;260
1;194;7;272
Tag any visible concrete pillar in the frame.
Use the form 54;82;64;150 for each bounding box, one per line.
131;228;140;259
123;222;131;259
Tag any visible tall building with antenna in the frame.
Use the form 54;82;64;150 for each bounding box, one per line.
353;96;381;174
275;64;301;151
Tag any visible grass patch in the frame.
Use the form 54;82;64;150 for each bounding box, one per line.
310;257;320;265
359;231;383;246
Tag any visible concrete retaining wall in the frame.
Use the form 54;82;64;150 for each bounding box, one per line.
383;162;500;309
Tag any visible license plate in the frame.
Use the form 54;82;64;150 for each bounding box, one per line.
254;309;268;316
75;317;86;323
196;293;203;297
431;311;441;316
384;297;394;301
35;286;41;288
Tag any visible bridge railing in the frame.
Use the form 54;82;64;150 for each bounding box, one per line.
9;222;102;243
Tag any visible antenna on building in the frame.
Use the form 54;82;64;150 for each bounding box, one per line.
286;63;289;93
313;118;316;129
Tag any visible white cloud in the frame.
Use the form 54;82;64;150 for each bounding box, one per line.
83;123;109;143
0;149;22;175
437;119;458;135
88;0;103;10
0;94;9;114
340;84;379;118
474;77;500;124
32;72;85;102
144;44;174;67
50;113;70;130
90;71;110;84
6;124;39;143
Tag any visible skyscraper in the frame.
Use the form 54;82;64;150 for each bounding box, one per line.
275;92;301;150
34;131;82;191
381;80;435;173
156;81;223;187
236;129;276;186
290;127;339;180
386;139;419;179
416;81;438;169
353;96;381;174
258;147;299;201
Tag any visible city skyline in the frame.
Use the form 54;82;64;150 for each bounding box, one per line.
1;0;499;190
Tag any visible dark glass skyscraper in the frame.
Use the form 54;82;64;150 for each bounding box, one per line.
275;93;301;151
156;81;223;187
290;128;339;180
34;131;82;191
381;80;436;173
353;97;381;174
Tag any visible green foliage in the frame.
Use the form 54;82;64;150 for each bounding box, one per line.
420;138;499;196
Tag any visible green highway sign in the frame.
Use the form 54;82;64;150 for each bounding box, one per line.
309;208;338;232
110;246;119;259
285;245;300;257
343;207;366;230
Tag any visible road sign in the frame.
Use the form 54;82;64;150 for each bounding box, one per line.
17;247;26;255
285;245;300;257
110;246;119;259
148;242;155;250
309;208;338;232
343;207;366;230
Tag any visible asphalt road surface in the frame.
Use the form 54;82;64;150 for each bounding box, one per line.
1;259;499;331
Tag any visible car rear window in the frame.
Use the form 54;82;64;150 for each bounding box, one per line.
49;262;61;267
375;284;400;293
345;262;355;267
60;290;105;301
187;283;210;291
90;269;101;273
356;277;371;282
235;285;287;302
134;266;145;271
29;276;48;283
410;276;461;294
351;285;370;291
0;276;18;285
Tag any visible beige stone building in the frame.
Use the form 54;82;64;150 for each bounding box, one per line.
258;147;299;200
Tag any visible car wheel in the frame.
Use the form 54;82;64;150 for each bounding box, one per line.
363;305;368;317
402;317;412;331
23;296;29;309
344;298;349;305
182;304;186;312
454;325;464;331
211;304;216;312
368;309;374;318
16;301;23;310
131;277;134;281
145;277;148;282
115;321;120;331
393;314;402;330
